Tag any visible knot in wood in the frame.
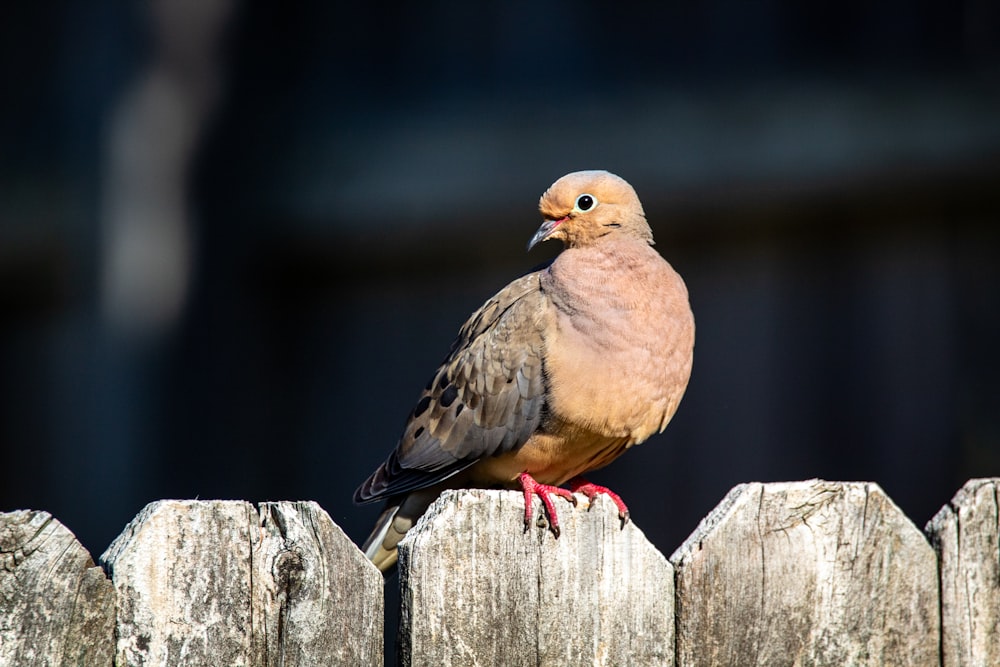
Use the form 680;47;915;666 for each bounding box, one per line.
272;547;305;599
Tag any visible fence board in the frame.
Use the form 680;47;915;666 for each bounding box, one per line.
255;501;384;665
10;479;1000;666
397;489;674;667
100;499;383;666
101;500;258;665
670;480;939;666
926;477;1000;667
0;510;115;666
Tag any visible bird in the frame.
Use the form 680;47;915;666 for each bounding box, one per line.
355;170;695;572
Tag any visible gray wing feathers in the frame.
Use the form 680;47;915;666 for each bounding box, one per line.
354;271;548;503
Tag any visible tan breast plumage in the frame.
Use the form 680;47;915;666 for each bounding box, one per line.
541;239;695;444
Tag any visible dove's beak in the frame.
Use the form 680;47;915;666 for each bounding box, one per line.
527;217;567;251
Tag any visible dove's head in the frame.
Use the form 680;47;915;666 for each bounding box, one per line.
530;170;653;251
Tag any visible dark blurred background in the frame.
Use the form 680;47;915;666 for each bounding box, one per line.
2;0;999;608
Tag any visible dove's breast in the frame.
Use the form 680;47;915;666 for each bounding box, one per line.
540;240;695;445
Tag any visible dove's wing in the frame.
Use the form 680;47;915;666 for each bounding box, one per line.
355;268;550;503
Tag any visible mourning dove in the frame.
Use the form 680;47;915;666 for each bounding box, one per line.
355;170;695;572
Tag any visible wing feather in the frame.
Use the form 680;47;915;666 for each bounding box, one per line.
355;269;550;503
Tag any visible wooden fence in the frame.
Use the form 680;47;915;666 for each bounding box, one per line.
1;478;997;666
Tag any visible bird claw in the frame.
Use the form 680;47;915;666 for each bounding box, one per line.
568;477;631;528
519;473;576;538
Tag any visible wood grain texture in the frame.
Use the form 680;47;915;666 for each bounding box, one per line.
255;501;383;666
397;489;674;667
0;510;115;666
926;477;1000;667
670;480;939;667
100;499;383;666
101;500;258;666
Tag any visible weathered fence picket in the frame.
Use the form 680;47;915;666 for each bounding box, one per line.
99;500;382;666
254;501;383;664
926;478;1000;667
101;501;257;665
1;479;998;666
0;510;115;666
397;489;675;667
670;480;940;666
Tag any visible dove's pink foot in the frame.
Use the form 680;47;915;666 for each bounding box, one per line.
568;477;630;526
518;472;577;537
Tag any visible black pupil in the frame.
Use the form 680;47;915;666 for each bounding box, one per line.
577;195;594;211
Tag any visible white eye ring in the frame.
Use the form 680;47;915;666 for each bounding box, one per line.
573;193;597;213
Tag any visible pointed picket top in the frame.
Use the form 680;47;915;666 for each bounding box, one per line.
398;489;675;667
670;480;939;666
101;499;383;666
927;477;1000;667
0;510;115;666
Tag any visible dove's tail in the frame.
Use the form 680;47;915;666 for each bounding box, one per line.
361;489;440;573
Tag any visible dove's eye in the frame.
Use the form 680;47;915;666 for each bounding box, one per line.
574;194;596;212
